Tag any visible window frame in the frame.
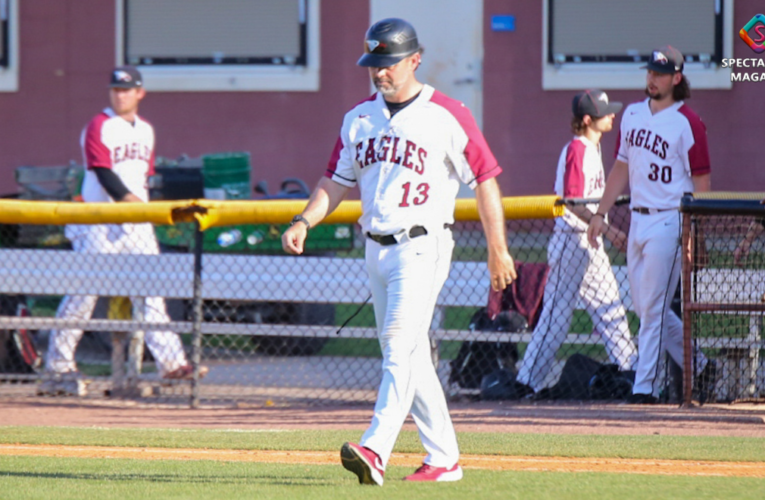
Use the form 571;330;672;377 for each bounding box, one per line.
542;0;734;90
115;0;321;92
0;0;19;92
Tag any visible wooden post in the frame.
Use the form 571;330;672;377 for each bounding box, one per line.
111;331;126;394
190;221;204;408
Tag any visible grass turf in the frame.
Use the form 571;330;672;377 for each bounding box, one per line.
1;455;763;500
1;427;764;463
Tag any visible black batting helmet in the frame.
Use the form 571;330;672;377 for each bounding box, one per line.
357;18;420;68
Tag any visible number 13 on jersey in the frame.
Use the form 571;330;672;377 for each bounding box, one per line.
399;182;430;207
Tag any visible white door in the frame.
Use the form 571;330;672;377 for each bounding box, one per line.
370;0;484;196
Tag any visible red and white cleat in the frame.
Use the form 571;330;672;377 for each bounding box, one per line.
404;463;463;482
340;442;384;486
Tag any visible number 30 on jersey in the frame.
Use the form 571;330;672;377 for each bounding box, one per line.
648;163;672;184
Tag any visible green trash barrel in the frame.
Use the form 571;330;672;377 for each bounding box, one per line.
202;152;251;200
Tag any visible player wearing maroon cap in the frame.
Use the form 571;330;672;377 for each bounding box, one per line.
516;90;636;395
588;47;715;404
282;18;516;484
40;67;207;397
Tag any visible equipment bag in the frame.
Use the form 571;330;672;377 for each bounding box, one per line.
0;302;42;374
534;353;634;400
448;308;526;389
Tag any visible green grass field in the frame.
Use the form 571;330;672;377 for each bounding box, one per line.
3;454;763;500
1;427;764;500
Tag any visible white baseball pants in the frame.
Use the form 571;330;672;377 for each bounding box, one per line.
628;211;706;396
517;228;637;391
360;228;459;469
46;223;188;375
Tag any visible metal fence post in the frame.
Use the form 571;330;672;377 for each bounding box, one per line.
190;221;204;408
681;210;693;407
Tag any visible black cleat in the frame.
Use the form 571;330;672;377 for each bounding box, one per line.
626;393;658;405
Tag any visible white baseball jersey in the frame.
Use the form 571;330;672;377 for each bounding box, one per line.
553;135;605;231
80;108;155;203
616;99;711;209
50;108;188;377
325;84;501;235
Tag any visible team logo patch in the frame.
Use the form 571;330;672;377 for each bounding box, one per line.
598;93;608;103
391;32;408;44
366;40;381;52
653;51;668;64
114;70;132;82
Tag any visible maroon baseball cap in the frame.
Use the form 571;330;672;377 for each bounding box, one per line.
642;46;684;74
109;66;143;89
572;89;622;118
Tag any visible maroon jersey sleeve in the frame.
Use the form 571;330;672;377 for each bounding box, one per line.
563;140;586;197
83;114;112;169
430;91;501;185
148;148;156;176
678;104;711;176
325;136;343;179
324;135;356;186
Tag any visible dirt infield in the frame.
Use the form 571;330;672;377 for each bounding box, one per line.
2;444;764;478
2;397;765;437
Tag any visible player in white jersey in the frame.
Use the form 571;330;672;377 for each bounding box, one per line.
281;19;516;484
588;47;714;404
41;67;206;396
516;90;636;395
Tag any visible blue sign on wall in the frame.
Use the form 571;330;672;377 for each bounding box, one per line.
491;15;515;32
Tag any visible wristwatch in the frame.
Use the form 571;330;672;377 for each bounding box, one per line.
290;214;311;230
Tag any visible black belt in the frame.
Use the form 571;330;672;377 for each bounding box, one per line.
366;225;428;246
632;207;676;215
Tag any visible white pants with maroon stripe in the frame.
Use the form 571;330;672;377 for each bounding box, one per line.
517;228;637;391
45;223;188;376
360;228;459;469
628;210;706;396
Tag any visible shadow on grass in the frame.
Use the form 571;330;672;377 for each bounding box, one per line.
0;470;337;487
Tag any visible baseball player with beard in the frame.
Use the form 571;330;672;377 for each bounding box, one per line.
281;18;515;484
41;66;207;396
516;90;637;395
588;47;714;404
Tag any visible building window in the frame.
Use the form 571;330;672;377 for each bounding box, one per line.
543;0;733;90
0;0;8;68
116;0;320;92
0;0;18;92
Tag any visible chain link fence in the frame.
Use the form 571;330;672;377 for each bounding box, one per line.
0;196;665;406
682;194;765;405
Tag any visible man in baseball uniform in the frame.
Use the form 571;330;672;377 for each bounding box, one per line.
41;67;206;396
517;90;637;395
587;47;714;404
281;18;516;484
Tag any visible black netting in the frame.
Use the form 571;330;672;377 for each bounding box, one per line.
0;198;655;405
685;212;765;404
